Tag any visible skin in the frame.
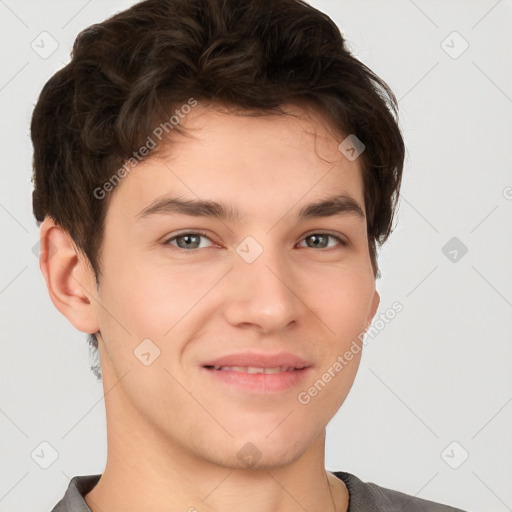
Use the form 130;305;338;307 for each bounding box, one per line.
39;102;380;512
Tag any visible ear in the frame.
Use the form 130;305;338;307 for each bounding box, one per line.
38;216;100;334
366;288;380;327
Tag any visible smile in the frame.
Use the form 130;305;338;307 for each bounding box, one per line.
205;365;304;374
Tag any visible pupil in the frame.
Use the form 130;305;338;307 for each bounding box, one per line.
180;234;199;248
310;234;326;248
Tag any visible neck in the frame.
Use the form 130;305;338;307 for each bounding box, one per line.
85;405;347;512
85;355;349;512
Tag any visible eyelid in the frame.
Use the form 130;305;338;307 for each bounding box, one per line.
300;230;348;246
163;230;216;247
163;230;348;251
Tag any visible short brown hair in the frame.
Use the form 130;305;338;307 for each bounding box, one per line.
31;0;405;380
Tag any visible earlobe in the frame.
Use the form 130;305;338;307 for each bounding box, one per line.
367;289;380;327
38;216;100;334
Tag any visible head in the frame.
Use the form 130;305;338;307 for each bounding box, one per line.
32;0;404;469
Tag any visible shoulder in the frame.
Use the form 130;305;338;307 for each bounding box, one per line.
333;471;469;512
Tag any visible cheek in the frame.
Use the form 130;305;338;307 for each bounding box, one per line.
100;247;187;325
311;264;375;342
95;259;196;422
94;253;164;367
291;266;373;410
96;252;221;367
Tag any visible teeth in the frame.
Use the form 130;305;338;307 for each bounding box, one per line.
260;367;281;374
213;365;294;374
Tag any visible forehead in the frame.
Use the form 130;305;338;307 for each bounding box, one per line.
106;102;365;224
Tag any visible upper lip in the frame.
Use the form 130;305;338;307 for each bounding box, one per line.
201;352;311;369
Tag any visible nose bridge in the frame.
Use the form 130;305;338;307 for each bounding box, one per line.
225;234;303;331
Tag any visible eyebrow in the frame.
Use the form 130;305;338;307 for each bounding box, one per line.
135;194;365;222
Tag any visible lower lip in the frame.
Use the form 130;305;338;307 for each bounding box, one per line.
202;367;311;393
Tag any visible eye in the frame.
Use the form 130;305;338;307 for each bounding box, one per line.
164;231;214;250
163;231;347;252
298;232;347;250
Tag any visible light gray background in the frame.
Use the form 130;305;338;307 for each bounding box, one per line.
1;1;511;511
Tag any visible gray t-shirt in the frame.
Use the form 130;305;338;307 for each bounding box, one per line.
50;472;468;511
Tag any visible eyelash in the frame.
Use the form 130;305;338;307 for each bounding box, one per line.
163;230;348;252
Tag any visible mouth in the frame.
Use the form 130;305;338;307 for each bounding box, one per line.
204;365;308;374
201;353;312;393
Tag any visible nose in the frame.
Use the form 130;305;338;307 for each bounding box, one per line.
222;240;307;334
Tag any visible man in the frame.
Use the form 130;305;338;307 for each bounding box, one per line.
31;0;468;510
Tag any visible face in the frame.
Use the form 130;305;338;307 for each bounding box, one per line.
91;103;379;469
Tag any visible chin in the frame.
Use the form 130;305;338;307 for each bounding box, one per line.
191;424;319;471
